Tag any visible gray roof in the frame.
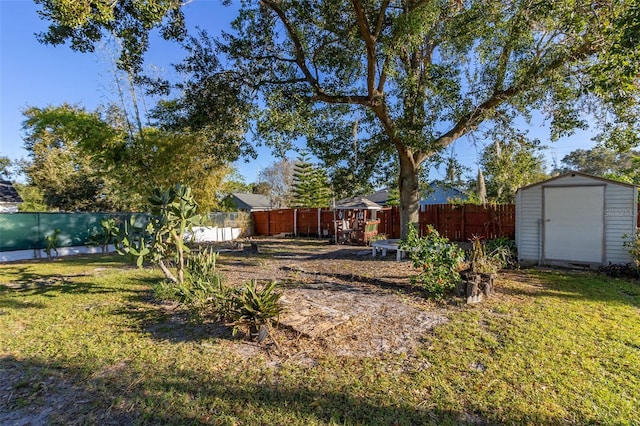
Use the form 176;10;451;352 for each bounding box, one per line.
365;188;391;205
230;192;272;210
335;196;382;210
516;171;637;192
421;185;467;205
0;180;22;203
364;183;467;206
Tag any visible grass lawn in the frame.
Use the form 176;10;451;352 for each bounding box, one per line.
0;248;639;425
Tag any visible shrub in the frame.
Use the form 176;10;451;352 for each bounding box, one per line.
400;224;465;299
227;279;285;339
153;247;228;318
44;228;60;259
599;262;640;279
623;228;640;268
86;217;120;253
152;248;285;339
468;236;516;273
485;237;517;269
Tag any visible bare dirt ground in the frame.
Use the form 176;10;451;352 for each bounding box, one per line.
209;238;453;364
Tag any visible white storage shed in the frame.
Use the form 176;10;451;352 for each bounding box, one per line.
515;172;638;267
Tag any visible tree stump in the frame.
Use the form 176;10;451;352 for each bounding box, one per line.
250;241;260;254
458;271;495;304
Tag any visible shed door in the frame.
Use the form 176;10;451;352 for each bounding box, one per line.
543;186;604;263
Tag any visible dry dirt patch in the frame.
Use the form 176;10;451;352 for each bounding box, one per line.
214;238;450;360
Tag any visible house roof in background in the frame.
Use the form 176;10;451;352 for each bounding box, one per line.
363;183;467;206
421;184;467;205
230;192;272;209
365;188;391;205
0;180;22;203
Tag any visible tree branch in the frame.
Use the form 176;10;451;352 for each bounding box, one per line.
434;39;597;153
260;0;320;89
351;0;379;100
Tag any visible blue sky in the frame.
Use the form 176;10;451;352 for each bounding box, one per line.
0;0;279;183
1;0;597;184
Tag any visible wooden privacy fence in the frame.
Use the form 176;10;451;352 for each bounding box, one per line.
252;204;517;242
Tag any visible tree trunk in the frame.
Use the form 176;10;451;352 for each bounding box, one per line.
398;150;421;240
158;260;178;283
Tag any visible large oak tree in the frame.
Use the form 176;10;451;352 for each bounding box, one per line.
35;0;640;236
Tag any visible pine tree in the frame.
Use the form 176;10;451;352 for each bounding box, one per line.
291;154;331;208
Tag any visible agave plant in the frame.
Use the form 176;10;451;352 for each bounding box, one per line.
228;279;285;340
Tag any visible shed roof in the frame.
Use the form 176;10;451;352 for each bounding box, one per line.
334;196;383;210
517;171;637;192
0;180;22;203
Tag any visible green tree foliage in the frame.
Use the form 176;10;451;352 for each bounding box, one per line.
20;104;232;212
109;127;232;213
386;188;400;207
21;104;118;211
479;137;548;203
555;146;640;185
291;154;331;208
0;156;13;179
34;0;186;76
13;184;48;212
35;0;640;237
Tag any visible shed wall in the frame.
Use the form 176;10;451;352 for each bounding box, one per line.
516;174;637;266
604;184;638;264
516;184;543;264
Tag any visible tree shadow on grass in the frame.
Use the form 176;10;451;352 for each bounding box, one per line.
279;265;433;299
0;277;146;299
1;353;588;426
497;269;640;307
0;299;47;311
114;290;235;343
0;355;467;426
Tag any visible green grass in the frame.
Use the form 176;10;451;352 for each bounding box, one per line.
1;255;639;425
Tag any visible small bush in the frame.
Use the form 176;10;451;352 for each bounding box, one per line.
44;228;60;259
153;247;227;319
153;248;285;338
623;228;640;268
469;236;517;273
599;262;640;279
400;224;465;299
486;237;517;266
227;279;285;339
86;217;120;253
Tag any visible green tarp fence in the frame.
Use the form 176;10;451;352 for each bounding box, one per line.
0;212;248;252
0;213;134;252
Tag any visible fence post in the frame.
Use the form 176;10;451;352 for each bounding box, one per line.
267;210;271;236
461;204;465;240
